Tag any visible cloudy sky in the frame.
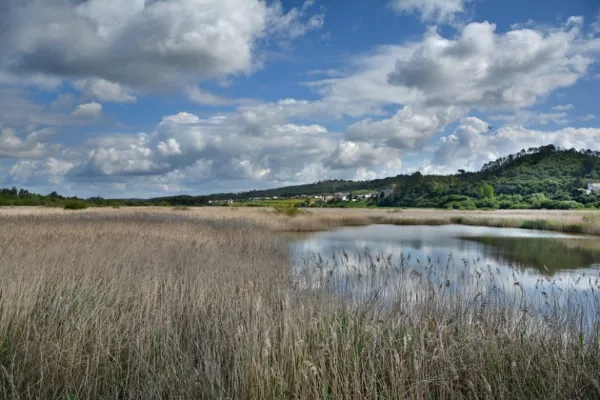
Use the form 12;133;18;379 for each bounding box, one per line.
1;0;600;197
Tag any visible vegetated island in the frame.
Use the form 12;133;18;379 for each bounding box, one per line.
2;145;600;211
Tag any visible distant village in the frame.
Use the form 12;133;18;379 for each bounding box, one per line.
208;189;394;206
209;183;600;206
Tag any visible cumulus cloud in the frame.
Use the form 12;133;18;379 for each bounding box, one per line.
426;118;600;173
9;158;74;184
77;79;136;103
301;18;598;126
346;105;466;149
390;0;471;23
0;127;46;158
386;22;593;109
2;9;599;196
69;111;335;188
0;0;325;91
72;102;103;118
325;141;400;169
54;105;411;193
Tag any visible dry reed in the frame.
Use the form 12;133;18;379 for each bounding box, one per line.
0;211;599;399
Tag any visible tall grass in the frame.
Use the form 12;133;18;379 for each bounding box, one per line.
0;213;599;399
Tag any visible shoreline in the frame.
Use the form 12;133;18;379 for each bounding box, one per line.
2;206;600;236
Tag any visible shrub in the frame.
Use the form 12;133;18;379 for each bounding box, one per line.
63;200;88;210
475;198;499;209
509;202;532;209
444;200;477;210
274;205;304;217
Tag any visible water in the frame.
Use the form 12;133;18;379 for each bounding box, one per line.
291;225;600;327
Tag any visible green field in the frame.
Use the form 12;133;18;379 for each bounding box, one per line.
232;198;305;207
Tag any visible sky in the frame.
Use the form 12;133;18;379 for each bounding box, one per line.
1;0;600;198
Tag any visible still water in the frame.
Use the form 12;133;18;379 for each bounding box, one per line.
291;225;600;320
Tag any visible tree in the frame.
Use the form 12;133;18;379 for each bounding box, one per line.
479;183;495;199
582;158;597;176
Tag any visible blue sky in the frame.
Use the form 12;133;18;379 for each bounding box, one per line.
1;0;599;198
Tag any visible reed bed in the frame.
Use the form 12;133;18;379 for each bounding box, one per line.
2;207;600;235
0;212;599;399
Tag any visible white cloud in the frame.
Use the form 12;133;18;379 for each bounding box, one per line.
302;0;316;11
1;0;324;91
79;134;159;176
427;118;600;173
552;104;573;111
72;102;103;118
346;105;466;149
157;139;182;156
187;87;256;106
78;79;136;103
10;158;74;184
267;1;325;39
70;111;335;187
386;22;593;109
0;127;46;158
390;0;471;23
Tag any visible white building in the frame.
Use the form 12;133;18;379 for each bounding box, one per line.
588;183;600;193
334;192;348;201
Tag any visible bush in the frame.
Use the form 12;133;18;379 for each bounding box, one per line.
509;202;532;209
444;199;477;210
475;198;499;209
63;200;88;210
274;205;303;217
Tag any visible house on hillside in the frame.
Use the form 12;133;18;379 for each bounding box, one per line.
334;192;349;201
588;183;600;193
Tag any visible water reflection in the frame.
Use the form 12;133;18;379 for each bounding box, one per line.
291;225;600;328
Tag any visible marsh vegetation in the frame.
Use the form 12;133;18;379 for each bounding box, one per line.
0;210;599;399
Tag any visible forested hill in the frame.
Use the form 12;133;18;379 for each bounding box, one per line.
380;145;600;209
1;145;599;209
209;145;600;209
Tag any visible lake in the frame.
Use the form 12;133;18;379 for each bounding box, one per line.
291;224;600;326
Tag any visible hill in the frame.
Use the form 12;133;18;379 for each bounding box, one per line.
377;145;600;210
209;145;600;210
1;145;599;209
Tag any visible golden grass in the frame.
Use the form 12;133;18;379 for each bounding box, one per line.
0;211;599;399
3;206;600;233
